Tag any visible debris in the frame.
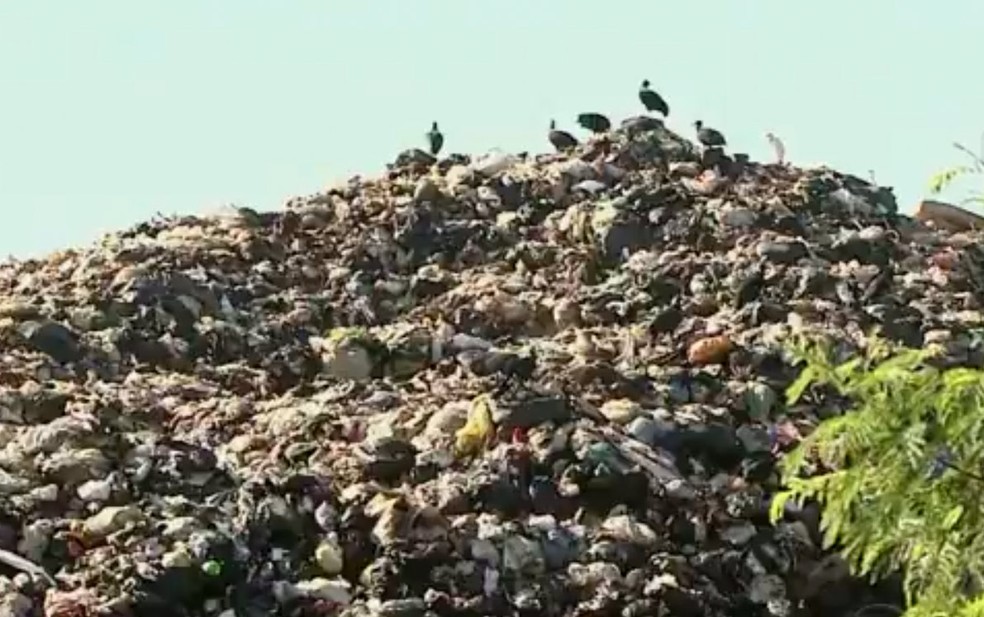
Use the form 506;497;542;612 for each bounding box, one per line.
0;113;931;616
915;199;984;231
0;548;55;587
454;395;495;457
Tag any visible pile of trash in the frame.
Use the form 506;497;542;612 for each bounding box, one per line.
0;116;980;617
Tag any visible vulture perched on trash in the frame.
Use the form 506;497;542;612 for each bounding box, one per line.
548;120;579;151
639;80;669;117
577;113;611;134
427;122;444;156
694;120;726;147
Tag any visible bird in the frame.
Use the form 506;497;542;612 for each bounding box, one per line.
577;113;611;134
694;120;726;147
548;120;579;152
427;122;444;156
639;80;669;116
765;132;786;165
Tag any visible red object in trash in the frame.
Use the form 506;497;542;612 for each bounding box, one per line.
511;427;528;444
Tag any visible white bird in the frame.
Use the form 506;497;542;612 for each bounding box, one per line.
766;132;786;165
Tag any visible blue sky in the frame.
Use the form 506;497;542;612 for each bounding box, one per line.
1;1;982;257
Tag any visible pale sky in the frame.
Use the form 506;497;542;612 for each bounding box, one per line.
1;1;983;258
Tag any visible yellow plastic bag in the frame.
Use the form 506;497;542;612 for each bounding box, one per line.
454;394;495;457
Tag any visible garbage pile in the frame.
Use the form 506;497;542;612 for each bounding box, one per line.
0;117;980;617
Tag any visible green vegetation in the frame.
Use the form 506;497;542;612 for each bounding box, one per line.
929;139;984;205
770;335;984;616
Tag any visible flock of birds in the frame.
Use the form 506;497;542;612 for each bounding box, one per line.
420;79;764;161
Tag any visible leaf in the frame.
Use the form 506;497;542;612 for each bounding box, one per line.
929;166;972;194
768;491;793;524
860;539;889;575
786;365;817;404
833;357;863;385
943;505;964;531
957;594;984;617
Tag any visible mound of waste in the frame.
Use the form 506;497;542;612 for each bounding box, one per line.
0;117;980;617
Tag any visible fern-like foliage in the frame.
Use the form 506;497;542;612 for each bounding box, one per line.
929;139;984;206
771;334;984;617
929;165;973;195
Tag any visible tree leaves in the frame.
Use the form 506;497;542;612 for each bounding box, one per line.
942;505;964;530
928;139;984;206
776;335;984;615
785;365;816;404
929;166;971;194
